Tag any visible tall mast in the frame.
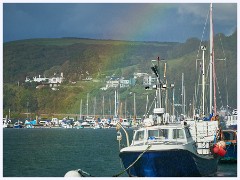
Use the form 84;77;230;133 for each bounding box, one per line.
114;90;117;117
125;99;127;119
87;93;89;116
172;84;175;118
212;6;217;116
182;73;185;115
134;93;136;119
164;63;168;113
145;94;149;118
102;96;105;118
201;45;206;117
209;3;213;114
80;99;82;120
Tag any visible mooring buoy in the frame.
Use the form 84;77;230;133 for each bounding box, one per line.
64;170;82;177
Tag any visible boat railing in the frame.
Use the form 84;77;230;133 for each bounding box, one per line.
116;122;130;147
132;137;186;146
146;139;185;145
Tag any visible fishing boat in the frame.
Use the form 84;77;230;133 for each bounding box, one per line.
116;51;226;176
118;123;220;177
219;129;237;162
116;5;230;173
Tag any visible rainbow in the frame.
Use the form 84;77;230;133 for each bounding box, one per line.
107;3;172;41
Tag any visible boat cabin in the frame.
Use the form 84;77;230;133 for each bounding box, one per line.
131;124;192;146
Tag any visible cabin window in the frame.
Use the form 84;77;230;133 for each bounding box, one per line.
173;129;185;139
159;129;169;139
148;130;159;138
134;130;145;141
148;129;169;140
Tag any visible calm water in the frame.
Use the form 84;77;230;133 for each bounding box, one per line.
3;128;237;177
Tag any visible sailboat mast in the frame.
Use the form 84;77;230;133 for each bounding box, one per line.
87;93;89;116
172;84;175;118
102;96;105;118
94;96;96;117
145;94;149;118
125;99;127;119
164;63;168;113
114;90;117;117
202;46;206;117
80;99;82;120
182;73;185;115
211;6;217;116
114;89;120;117
158;57;162;109
134;93;136;119
209;3;217;115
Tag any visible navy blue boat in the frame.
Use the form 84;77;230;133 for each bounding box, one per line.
219;130;237;162
118;123;219;177
13;121;24;128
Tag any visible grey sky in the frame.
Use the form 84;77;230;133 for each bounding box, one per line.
3;2;237;43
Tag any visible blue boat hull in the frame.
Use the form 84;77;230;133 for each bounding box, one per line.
220;142;237;162
119;149;218;177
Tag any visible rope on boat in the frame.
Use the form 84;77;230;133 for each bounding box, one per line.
112;144;152;177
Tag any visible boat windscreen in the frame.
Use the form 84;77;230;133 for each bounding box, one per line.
173;129;185;139
148;129;169;140
134;130;145;141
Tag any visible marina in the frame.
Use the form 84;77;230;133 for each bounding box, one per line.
3;2;237;178
3;128;237;177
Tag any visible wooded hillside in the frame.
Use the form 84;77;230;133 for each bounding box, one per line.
3;30;237;118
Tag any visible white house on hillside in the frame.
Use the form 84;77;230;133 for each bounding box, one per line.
120;78;130;88
49;73;64;88
143;75;157;86
106;77;120;88
25;72;64;90
133;72;148;79
25;75;48;83
101;76;136;90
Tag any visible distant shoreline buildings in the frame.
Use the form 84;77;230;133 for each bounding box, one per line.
25;72;64;90
100;72;157;90
24;71;157;91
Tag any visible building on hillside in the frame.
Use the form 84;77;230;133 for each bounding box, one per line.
49;73;64;88
106;77;120;88
25;72;64;90
120;78;130;88
25;75;48;83
101;76;136;90
143;75;157;86
82;77;93;81
133;72;148;79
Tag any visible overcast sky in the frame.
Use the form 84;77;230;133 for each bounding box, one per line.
2;2;237;43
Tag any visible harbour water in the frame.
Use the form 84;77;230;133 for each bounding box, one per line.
3;128;237;177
